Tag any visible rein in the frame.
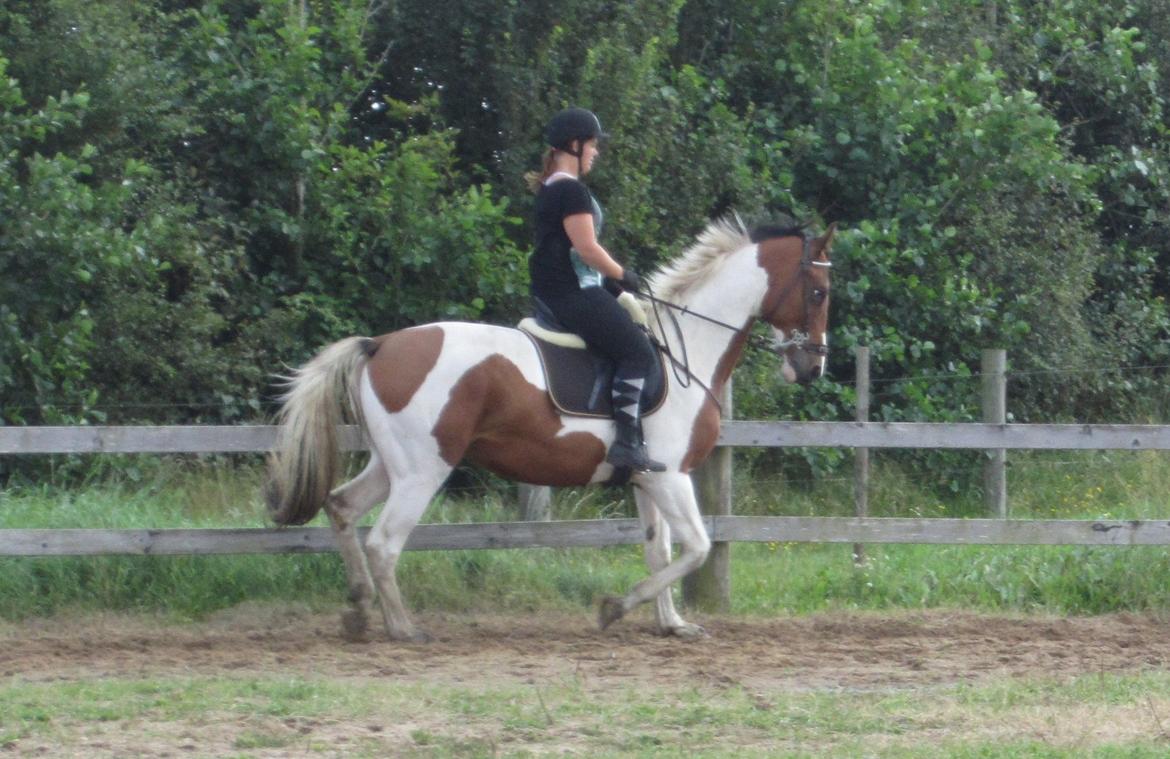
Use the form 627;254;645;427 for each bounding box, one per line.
641;286;721;410
639;288;781;355
637;289;762;416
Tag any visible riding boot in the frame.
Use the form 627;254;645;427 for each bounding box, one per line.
606;375;667;473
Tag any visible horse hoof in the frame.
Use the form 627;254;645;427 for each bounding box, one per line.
390;628;432;644
667;622;707;640
598;596;626;630
340;609;369;642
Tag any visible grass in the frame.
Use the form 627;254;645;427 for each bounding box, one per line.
4;668;1170;756
1;450;1170;620
3;451;1170;756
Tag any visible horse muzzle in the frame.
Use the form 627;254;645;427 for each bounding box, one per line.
780;342;827;385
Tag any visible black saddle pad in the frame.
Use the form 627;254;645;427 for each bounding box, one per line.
523;332;667;419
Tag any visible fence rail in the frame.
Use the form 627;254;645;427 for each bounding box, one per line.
5;516;1170;557
6;421;1170;454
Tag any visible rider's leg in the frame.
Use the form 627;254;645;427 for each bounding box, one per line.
541;287;665;472
606;361;665;472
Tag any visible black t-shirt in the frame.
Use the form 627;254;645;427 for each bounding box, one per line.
530;177;603;299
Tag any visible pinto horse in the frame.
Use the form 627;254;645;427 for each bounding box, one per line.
265;218;834;641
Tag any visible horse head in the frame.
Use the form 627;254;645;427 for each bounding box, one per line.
756;224;835;385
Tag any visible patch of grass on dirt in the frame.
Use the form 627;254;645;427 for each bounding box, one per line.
4;671;1170;757
729;541;1170;616
6;534;1168;622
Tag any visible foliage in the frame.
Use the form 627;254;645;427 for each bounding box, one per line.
3;0;1170;483
686;1;1149;430
0;56;157;425
0;0;528;435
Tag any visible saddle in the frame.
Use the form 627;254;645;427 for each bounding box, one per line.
518;297;667;419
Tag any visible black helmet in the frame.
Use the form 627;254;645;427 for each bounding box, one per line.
544;107;607;154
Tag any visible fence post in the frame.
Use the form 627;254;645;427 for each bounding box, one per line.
853;346;870;565
982;348;1008;518
683;379;732;612
518;484;552;522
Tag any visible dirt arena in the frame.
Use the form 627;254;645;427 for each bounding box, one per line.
4;606;1167;694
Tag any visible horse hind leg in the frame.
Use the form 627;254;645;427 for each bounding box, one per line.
364;469;449;642
324;454;391;641
633;487;705;639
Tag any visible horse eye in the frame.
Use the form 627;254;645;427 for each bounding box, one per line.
811;289;827;304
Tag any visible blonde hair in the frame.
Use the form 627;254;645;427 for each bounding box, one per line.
524;148;557;193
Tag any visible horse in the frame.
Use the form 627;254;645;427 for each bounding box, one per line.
264;217;834;642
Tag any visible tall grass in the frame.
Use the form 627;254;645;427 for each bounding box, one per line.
2;450;1170;620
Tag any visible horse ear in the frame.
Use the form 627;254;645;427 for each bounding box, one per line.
818;222;838;253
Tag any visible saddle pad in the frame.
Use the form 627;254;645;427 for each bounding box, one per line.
521;331;667;419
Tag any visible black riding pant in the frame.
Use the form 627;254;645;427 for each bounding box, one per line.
537;285;658;391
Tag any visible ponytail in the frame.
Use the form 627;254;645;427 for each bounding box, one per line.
524;148;557;193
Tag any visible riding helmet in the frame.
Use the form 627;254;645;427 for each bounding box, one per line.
544;107;608;153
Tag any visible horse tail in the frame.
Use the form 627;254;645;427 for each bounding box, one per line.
265;336;374;526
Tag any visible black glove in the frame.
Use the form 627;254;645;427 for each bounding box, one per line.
618;268;642;293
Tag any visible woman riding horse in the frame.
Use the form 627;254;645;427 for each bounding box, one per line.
527;107;664;473
265;167;834;642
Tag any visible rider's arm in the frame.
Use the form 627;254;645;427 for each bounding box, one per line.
563;213;624;280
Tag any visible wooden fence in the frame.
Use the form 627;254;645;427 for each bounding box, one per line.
4;349;1170;610
6;419;1170;456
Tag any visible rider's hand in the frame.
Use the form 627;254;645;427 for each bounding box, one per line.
618;268;642;293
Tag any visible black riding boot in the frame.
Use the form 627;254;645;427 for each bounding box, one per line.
606;375;666;473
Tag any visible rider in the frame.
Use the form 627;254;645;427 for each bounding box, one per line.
527;107;665;473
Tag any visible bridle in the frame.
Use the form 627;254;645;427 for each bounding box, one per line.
636;233;831;408
640;234;831;359
757;235;832;358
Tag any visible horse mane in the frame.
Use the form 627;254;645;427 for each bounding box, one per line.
750;223;808;243
650;216;806;303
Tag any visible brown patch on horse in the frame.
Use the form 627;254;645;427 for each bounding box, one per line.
366;326;444;413
756;236;806;325
711;325;752;394
680;327;751;473
432;354;607;485
680;397;720;473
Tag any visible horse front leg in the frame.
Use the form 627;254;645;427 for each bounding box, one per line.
633;486;706;639
600;473;711;634
324;455;390;641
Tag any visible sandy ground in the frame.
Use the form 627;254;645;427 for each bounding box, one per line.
4;606;1168;692
3;607;1170;756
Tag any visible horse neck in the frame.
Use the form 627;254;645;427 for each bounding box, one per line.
653;247;766;394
